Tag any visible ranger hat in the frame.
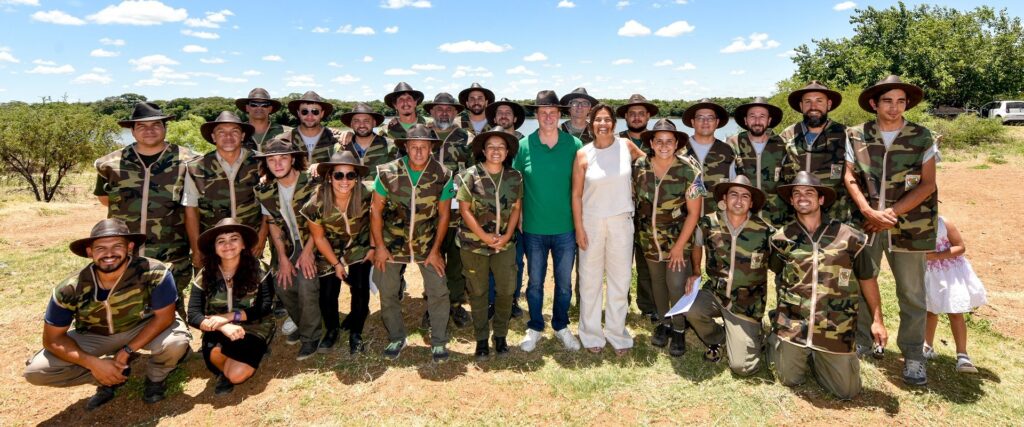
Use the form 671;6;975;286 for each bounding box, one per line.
287;91;335;119
316;150;369;178
70;218;147;258
471;127;520;166
485;98;526;129
858;74;924;113
422;92;466;114
253;134;303;158
560;87;599;107
198;217;259;257
733;96;783;131
682;98;729;129
615;94;659;118
640;118;689;148
339;102;384;128
201;111;255;143
394;123;441;152
525;90;568;112
118;102;175;128
787;80;842;112
383;82;425;109
713;175;766;212
458;82;495;106
235;87;282;113
777;171;837;208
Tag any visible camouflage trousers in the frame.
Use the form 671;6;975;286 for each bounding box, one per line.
687;290;764;376
769;334;862;400
462;248;517;342
23;318;191;386
855;230;927;361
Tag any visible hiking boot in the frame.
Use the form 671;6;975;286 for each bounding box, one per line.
297;341;318;361
451;305;471;328
285;331;301;345
704;344;722;363
420;311;430;329
510;301;524;318
475;340;490;361
85;384;118;411
318;329;338;353
903;359;928;386
432;345;450;363
142;378;167;404
555;328;581;351
669;330;687;357
349;333;365;355
494;336;510;357
214;375;234;395
383;339;406;360
651;324;670;348
281;317;298;335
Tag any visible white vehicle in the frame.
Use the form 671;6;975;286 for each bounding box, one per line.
979;100;1024;124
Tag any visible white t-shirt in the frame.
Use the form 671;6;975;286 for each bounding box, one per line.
300;131;321;154
261;180;301;246
471;119;487;133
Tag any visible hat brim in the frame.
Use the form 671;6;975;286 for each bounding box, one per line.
458;87;495;105
384;90;425;109
423;102;466;114
316;160;370;179
201;121;256;143
787;89;843;113
471;130;520;165
235;98;283;114
287;100;335;119
560;93;599;107
117;115;175;129
524;103;568;111
340;111;385;128
486;102;527;129
253;148;304;158
777;183;837;209
857;83;924;113
713;181;767;212
70;233;148;258
198;223;258;257
615;102;659;118
682;103;729;129
733;102;783;131
640;128;689;148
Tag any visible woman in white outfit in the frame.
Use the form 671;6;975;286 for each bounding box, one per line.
571;104;646;355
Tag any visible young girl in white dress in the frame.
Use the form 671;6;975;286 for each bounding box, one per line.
924;215;988;373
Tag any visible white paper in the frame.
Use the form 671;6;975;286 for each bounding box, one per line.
665;277;701;317
368;265;379;295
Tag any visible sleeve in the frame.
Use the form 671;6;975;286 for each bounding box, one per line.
844;136;856;164
923;143;939;164
299;199;320;224
439;176;456;202
93;174;107;197
186;282;207;329
149;270;178;310
512;138;526;172
43;298;75;328
260;204;271;216
181;172;199;207
243;271;275;321
373;175;388;197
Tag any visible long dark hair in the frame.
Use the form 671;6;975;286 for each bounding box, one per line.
315;164;366;219
588;103;617;135
201;233;261;299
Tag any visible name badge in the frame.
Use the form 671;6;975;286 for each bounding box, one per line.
830;164;843;179
750;252;764;269
905;174;921;190
773;167;782;182
838;268;852;284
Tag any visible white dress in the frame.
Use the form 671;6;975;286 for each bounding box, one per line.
925;216;988;314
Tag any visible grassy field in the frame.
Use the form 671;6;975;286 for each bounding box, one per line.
1;130;1023;425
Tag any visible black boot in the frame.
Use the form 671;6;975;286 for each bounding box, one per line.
651;324;670;348
474;339;490;361
214;375;235;395
85;384;119;411
451;305;471;328
349;333;365;355
493;336;510;357
142;378;167;404
318;328;338;353
669;330;687;357
510;300;524;318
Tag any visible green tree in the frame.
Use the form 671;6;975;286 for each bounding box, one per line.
0;102;119;202
166;114;213;154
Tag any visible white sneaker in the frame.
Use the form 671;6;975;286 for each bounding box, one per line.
555;328;581;352
519;329;543;352
281;317;297;335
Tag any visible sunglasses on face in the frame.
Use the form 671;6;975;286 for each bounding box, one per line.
300;109;321;116
332;171;359;181
248;101;273;108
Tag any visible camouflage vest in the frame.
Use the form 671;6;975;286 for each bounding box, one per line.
432;125;472;228
186;150;263;232
244;122;291;152
379;115;428;140
779;121;852;222
289;127;339;164
51;256;168;336
728;131;794;228
192;261;274;339
95;143;197;264
618;130;651;156
847;121;937;251
457;112;492;139
300;185;373;273
377;158;453;263
562;121;595;144
683;139;741;216
633;154;704;261
455;165;523;255
331;132;398;183
255;171;318;265
700;212;772;322
770;219;867;354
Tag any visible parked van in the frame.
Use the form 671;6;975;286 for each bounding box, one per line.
979;100;1024;124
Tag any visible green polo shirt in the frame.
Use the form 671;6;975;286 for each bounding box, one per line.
374;156;455;201
512;131;582;235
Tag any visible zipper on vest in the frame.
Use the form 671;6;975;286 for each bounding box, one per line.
878;146;892;248
651;174;663;262
129;145;169;254
407;167;417;261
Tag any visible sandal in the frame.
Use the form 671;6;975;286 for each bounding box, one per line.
587;347;603;354
956;353;978;373
704;344;722;363
923;344;937;360
614;348;630;357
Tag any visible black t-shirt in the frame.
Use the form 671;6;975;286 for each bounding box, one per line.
93;152;162;196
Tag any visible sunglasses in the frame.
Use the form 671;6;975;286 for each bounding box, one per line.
332;171;359;181
248;101;273;108
300;109;321;116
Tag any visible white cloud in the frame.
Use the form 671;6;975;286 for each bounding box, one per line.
32;59;56;65
720;33;780;53
438;40;511;53
184;18;217;28
729;69;746;75
134;78;164;87
185;9;233;28
352;26;375;35
27;64;74;74
411;63;445;71
0;47;19;63
674;0;688;3
612;58;634;65
384;68;417;76
655;20;695;37
129;54;178;71
31;10;86;25
200;57;225;64
262;55;283;62
778;49;797;58
331;74;360;84
99;37;125;46
362;56;374;62
217;76;246;83
653;59;673;67
451;65;491;79
523;52;548;62
206;10;233;22
87;0;187;25
151;65;188;80
242;69;261;76
617;20;650;37
674;62;696;71
380;0;431;8
0;0;40;5
616;1;630;9
327;61;344;68
557;0;575;8
181;29;219;39
285;74;318;87
312;26;330;33
384;26;399;33
181;44;207;53
682;80;698;86
92;67;107;73
834;1;856;11
73;72;112;84
90;48;120;57
506;65;536;76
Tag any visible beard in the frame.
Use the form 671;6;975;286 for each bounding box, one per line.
468;105;485;115
94;255;129;273
434;119;452;130
748;124;766;137
354;127;373;138
496;119;514;129
803;110;828;128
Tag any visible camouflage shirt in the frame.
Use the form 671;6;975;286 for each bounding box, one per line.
186;149;263;232
618;130;651;156
769;219;870;354
300;185;374;273
190;261;275;339
289;127;340;164
331;132;398;183
562;121;595;144
51;256;170;336
457;112;492;138
728;130;795;227
779;121;852;223
632;154;704;261
378;115;429;140
455;165;523;255
376;157;453;263
255;171;318;265
245;122;291;152
699;212;772;322
682;139;741;216
847;120;938;252
95;143;198;265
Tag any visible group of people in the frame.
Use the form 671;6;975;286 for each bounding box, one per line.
22;75;989;410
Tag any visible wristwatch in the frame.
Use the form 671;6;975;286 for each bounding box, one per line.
121;344;135;355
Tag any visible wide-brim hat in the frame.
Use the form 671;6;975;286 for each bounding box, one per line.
316;150;370;178
524;90;568;112
682;98;729;129
423;92;465;114
640;118;688;147
713;175;766;213
733;96;783;130
201;111;256;143
253;134;303;158
339;102;384;128
198;217;258;257
615;94;659;118
485;98;526;129
288;91;335;119
471;127;520;163
787;80;842;112
777;171;837;208
458;82;495;106
394;123;441;152
858;75;924;113
560;87;598;106
235;87;282;113
70;218;147;258
384;82;425;109
118;102;175;128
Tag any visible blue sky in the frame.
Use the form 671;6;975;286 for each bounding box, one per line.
0;0;1019;103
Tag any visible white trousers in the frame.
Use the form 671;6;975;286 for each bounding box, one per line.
578;212;635;350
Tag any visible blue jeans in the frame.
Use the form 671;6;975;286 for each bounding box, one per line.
522;231;576;332
489;230;525;304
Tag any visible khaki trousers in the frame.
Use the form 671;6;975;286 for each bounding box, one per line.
855;230;927;361
686;290;764;376
373;262;450;346
769;334;862;400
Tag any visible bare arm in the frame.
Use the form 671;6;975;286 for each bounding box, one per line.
571;150;588;250
253;217;269;256
185;206;202;268
844;161;896;232
928;218;966;261
97;196;109;207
